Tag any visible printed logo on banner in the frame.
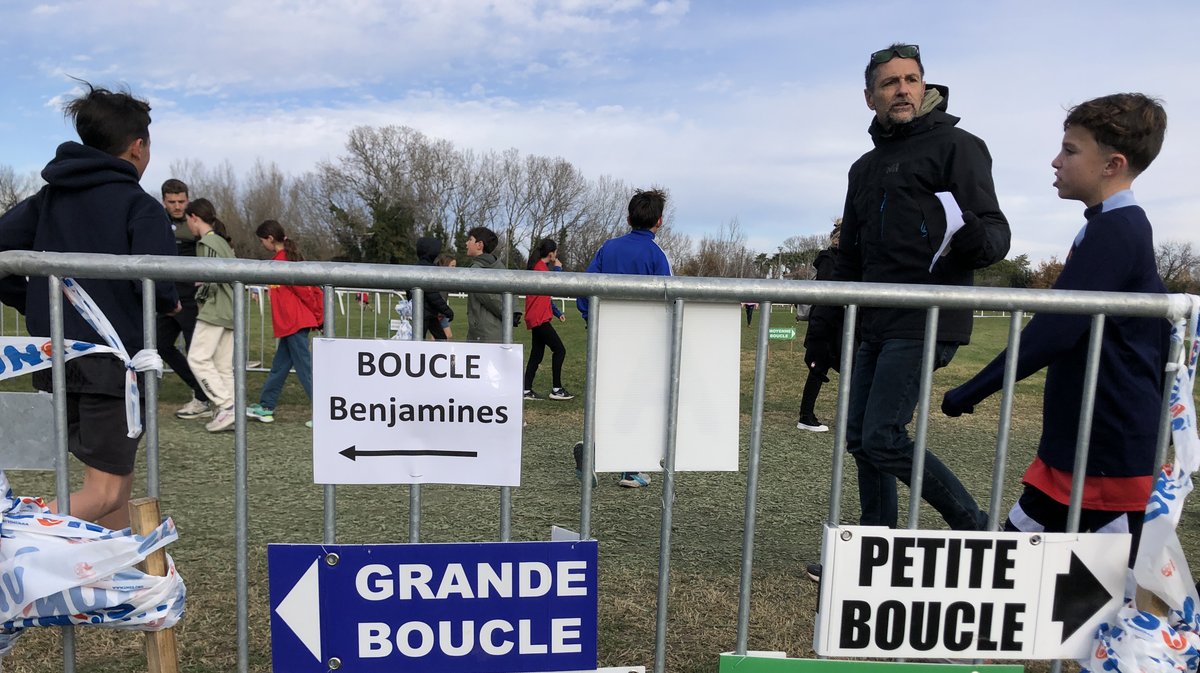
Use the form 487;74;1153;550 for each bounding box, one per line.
312;338;524;486
268;541;598;673
0;338;104;379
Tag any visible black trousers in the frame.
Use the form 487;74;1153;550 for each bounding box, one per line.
157;295;207;401
524;321;566;390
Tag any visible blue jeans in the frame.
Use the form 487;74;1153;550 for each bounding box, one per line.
846;339;985;530
259;330;313;410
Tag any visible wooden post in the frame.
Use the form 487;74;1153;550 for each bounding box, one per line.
128;497;180;673
1136;585;1171;618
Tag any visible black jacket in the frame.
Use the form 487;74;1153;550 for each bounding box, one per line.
171;217;199;300
0;142;178;351
414;237;454;324
803;247;842;354
833;85;1010;344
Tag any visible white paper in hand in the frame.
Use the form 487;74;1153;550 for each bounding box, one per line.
930;191;965;272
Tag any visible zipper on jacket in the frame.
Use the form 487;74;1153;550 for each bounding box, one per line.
879;191;887;237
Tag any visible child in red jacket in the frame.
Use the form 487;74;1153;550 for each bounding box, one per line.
523;238;573;401
246;219;323;426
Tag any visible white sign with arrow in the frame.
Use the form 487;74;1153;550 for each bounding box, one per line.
813;525;1129;660
312;338;524;486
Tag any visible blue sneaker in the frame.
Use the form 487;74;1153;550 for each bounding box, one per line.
618;472;651;488
246;404;275;423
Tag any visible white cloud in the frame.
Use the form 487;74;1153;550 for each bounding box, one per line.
4;0;1199;261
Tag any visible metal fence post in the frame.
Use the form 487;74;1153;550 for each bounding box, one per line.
736;301;772;653
652;299;686;673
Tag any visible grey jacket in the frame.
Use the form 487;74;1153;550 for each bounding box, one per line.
466;252;504;342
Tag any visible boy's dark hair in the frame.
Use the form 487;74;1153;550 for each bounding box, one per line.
627;188;667;230
161;178;188;198
467;226;499;254
864;42;924;90
1065;93;1167;175
63;82;152;157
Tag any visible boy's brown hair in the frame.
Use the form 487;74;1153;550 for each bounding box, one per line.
1064;93;1167;175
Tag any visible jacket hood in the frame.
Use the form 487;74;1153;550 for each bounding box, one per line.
868;83;957;144
41;141;141;190
415;236;442;263
920;83;950;115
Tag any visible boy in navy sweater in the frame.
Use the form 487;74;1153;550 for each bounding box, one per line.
942;93;1169;562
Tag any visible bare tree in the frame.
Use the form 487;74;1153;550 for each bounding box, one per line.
239;160;288;242
676;218;759;278
559;175;631;271
168;158;255;255
493;149;535;268
287;171;343;261
1156;240;1200;293
0;165;39;212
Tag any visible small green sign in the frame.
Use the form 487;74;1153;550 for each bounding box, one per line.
768;327;797;340
718;653;1023;672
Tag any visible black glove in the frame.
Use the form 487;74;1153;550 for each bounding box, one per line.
941;387;975;417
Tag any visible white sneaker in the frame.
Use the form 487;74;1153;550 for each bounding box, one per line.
796;414;829;432
205;406;236;432
175;397;212;419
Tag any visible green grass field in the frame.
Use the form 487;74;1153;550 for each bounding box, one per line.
0;299;1195;672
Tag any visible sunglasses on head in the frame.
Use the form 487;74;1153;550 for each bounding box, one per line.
870;44;920;64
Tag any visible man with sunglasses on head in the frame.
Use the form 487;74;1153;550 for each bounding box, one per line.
804;44;1010;580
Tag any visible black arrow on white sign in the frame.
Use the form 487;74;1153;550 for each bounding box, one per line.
339;445;479;461
1052;551;1113;642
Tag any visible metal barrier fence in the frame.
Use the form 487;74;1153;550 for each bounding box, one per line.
0;249;1191;673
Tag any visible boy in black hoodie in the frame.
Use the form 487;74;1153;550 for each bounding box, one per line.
0;84;178;529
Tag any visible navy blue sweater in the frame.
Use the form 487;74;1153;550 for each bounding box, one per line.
944;191;1169;477
0;142;178;351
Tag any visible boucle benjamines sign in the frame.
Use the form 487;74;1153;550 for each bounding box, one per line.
312;338;524;486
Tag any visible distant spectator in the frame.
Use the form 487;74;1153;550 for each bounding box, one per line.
797;220;843;433
464;226;504;342
184;198;238;433
246;219;323;427
523;238;573;401
158;178;213;420
413;237;455;341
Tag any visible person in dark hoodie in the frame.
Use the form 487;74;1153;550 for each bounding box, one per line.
158;178;214;420
415;236;455;340
796;219;843;433
805;45;1010;579
0;83;178;530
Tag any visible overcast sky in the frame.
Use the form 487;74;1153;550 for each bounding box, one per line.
1;0;1195;263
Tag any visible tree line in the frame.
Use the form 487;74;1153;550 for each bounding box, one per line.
2;130;1198;289
165;125;756;276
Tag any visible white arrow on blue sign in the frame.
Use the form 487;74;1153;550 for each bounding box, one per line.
269;540;599;673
